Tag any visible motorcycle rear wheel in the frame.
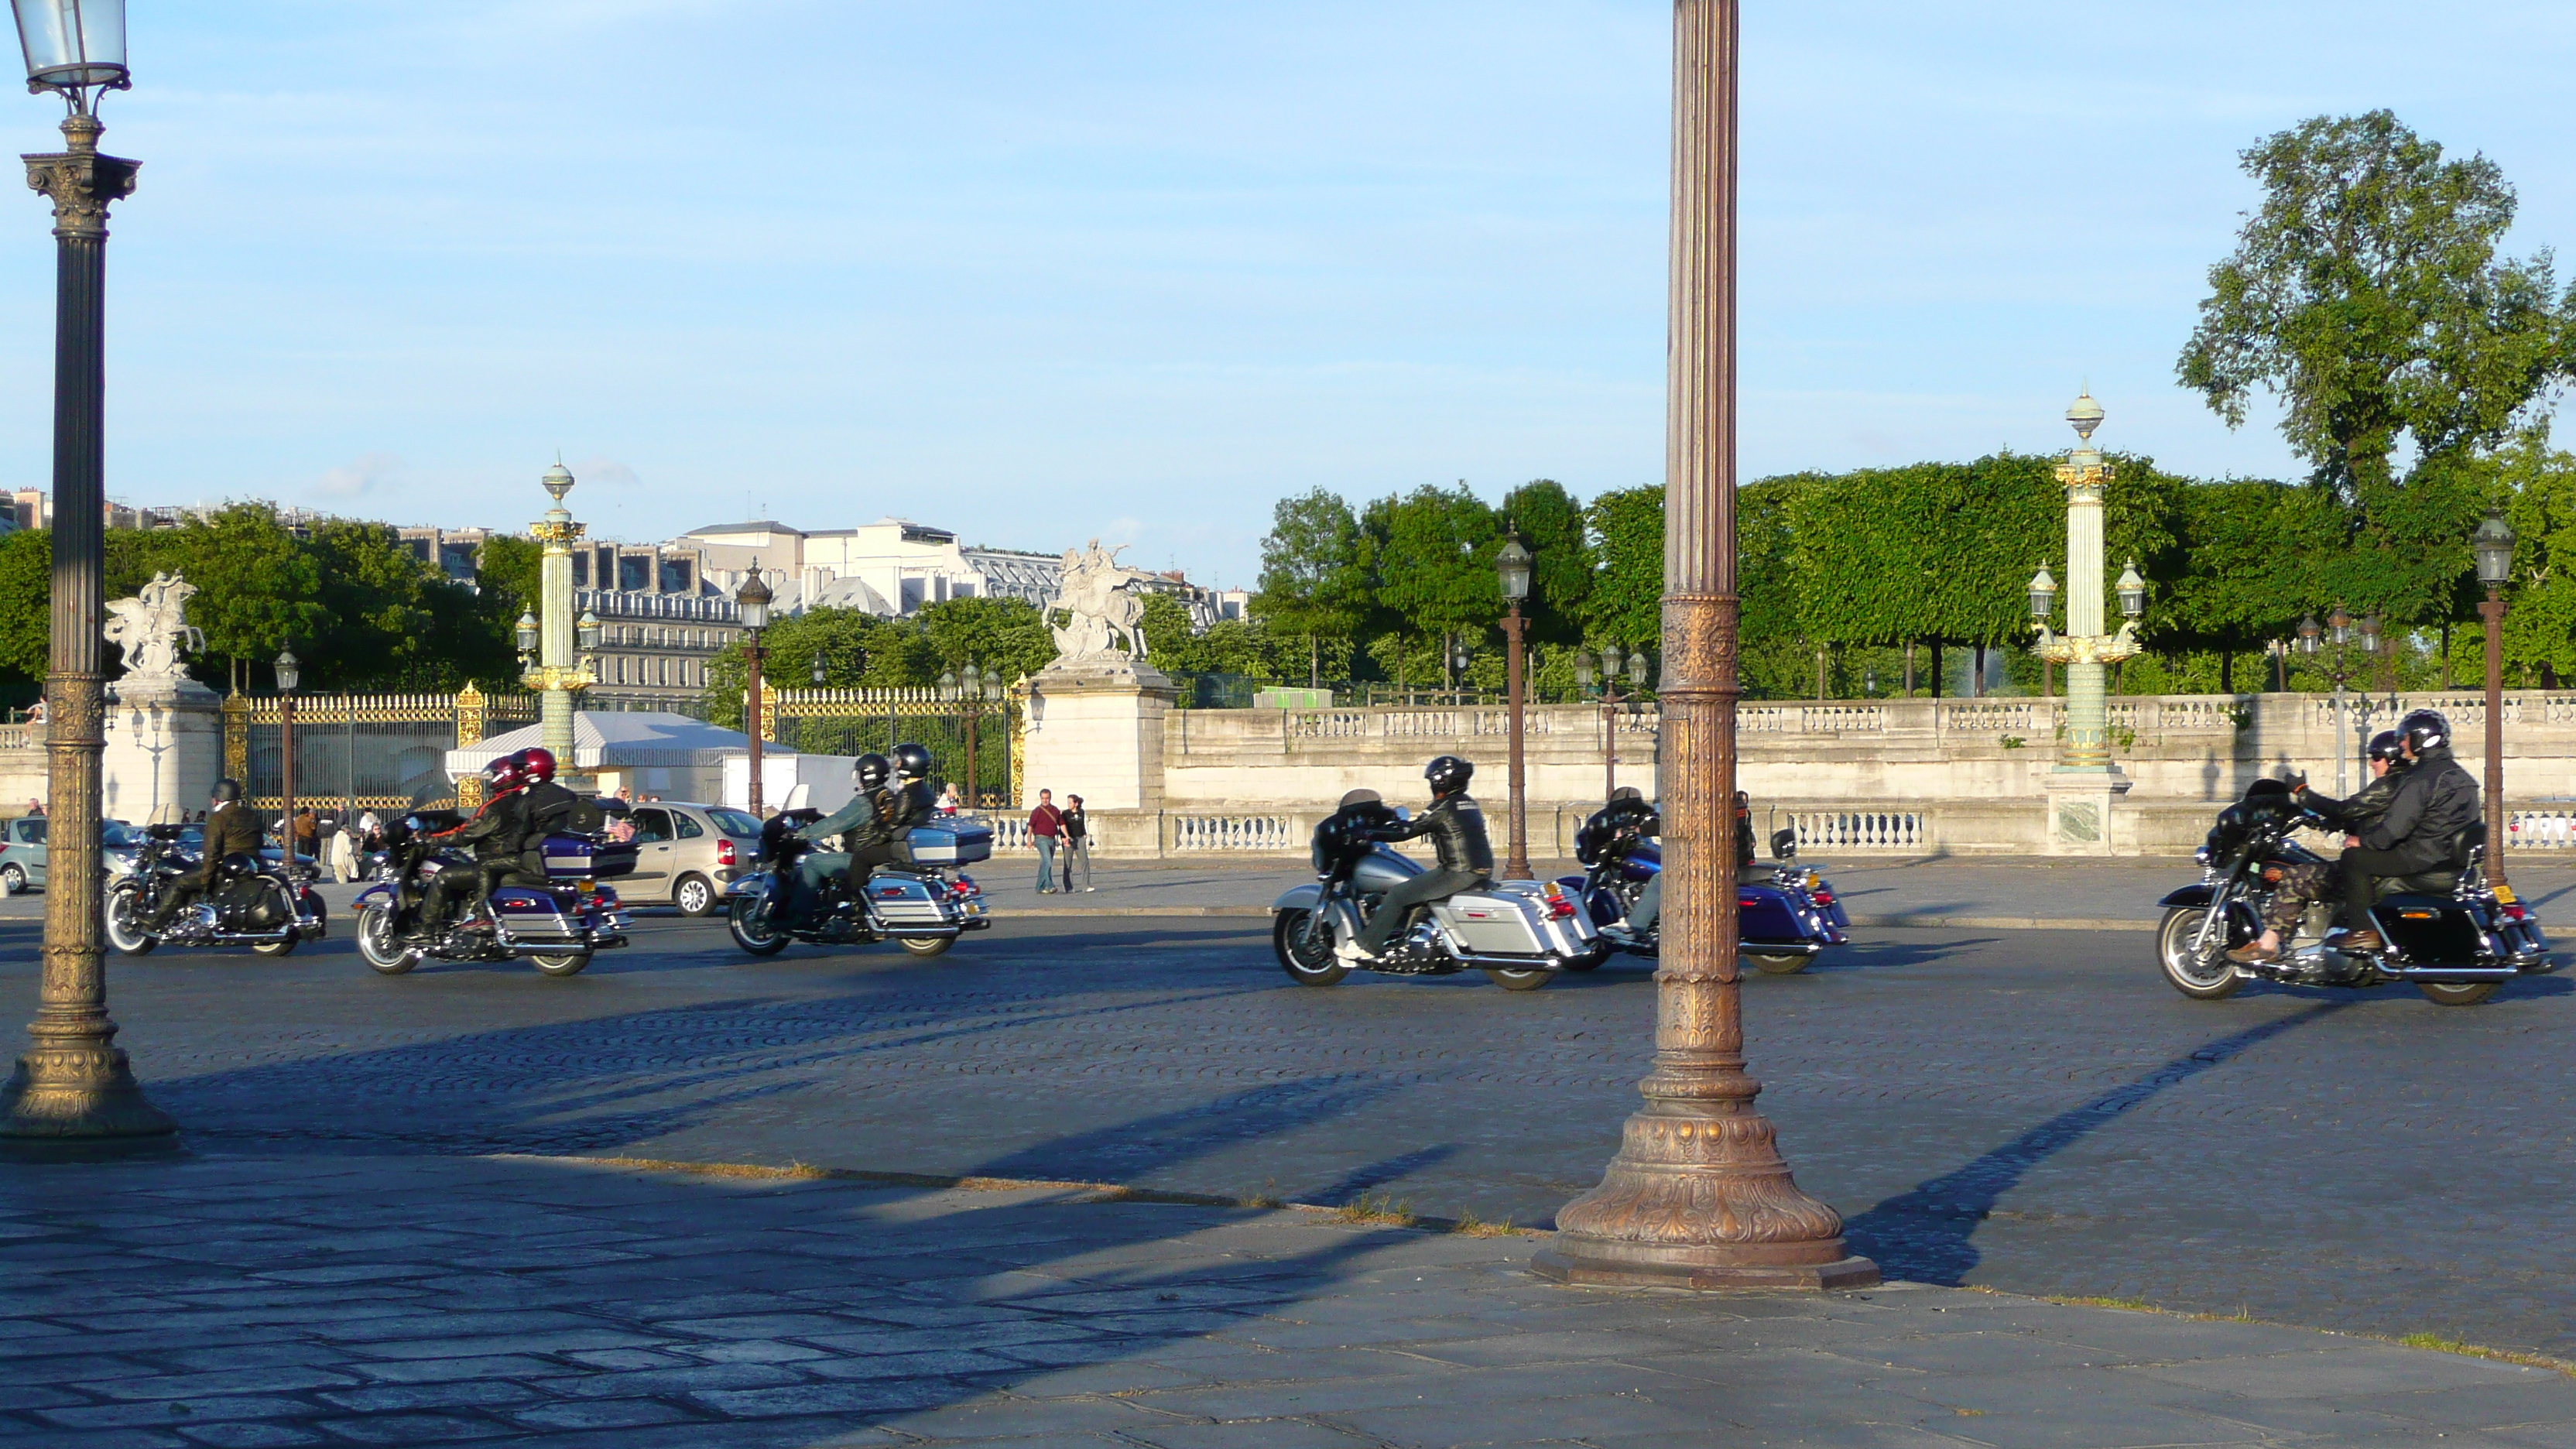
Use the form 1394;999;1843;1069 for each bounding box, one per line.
897;935;954;957
2157;906;2242;999
1749;952;1813;975
356;905;417;975
103;886;155;957
728;896;790;957
252;934;299;957
1272;908;1349;988
529;951;591;977
2417;980;2499;1006
1483;965;1553;992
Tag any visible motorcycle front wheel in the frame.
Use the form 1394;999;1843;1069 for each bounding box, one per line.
897;934;954;957
356;905;418;975
1749;952;1813;975
728;896;790;957
103;886;156;957
1272;908;1349;988
2156;906;2241;999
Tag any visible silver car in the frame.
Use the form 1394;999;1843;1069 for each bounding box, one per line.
619;802;764;916
0;814;44;893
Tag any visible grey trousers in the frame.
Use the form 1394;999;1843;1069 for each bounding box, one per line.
1359;868;1487;954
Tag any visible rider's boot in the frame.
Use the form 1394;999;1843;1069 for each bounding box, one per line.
1334;931;1372;964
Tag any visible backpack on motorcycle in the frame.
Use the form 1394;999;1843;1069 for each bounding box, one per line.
214;874;291;929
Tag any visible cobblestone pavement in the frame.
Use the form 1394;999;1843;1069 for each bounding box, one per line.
11;1153;2576;1447
6;906;2576;1360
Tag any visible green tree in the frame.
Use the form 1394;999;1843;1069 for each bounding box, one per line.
1583;485;1663;649
1250;488;1373;687
2178;109;2572;503
1498;478;1592;646
474;534;543;625
1365;483;1501;675
917;596;1053;684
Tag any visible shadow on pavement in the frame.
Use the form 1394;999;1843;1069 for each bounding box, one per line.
1844;1002;2345;1284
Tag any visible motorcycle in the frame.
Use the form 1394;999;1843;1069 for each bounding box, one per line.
352;810;635;978
1559;816;1848;975
1271;796;1603;992
104;824;328;957
724;810;993;957
2156;786;2554;1006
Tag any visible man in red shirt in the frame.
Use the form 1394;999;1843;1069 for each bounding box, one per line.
1028;790;1065;895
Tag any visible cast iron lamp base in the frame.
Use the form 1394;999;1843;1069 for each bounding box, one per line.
0;1029;179;1153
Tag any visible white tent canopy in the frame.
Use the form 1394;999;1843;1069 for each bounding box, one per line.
444;711;793;803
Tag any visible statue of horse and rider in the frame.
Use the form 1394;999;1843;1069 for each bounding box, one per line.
1046;540;1156;663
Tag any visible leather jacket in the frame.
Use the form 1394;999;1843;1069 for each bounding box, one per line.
196;802;263;878
440;792;526;862
1376;792;1495;875
2304;764;2407;835
798;789;882;850
2361;745;2480;872
512;782;581;855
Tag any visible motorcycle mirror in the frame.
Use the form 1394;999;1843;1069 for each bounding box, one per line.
1769;827;1798;860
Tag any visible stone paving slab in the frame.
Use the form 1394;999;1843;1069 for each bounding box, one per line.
9;1153;2576;1447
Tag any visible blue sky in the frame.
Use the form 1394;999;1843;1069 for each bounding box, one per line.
0;2;2568;586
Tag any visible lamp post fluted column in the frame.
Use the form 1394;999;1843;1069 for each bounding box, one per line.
1534;0;1872;1290
526;464;586;763
2473;509;2516;888
0;102;173;1146
2032;397;2146;855
1497;529;1534;879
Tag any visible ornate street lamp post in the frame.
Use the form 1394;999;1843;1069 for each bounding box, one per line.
1535;0;1871;1290
2030;396;2147;851
942;661;990;810
1573;645;1624;805
2295;605;2376;796
2027;567;2057;699
522;463;594;765
0;0;173;1148
2475;509;2516;887
1496;529;1533;879
275;648;299;875
736;565;773;815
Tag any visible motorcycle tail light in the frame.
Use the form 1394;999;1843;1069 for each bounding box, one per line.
717;839;736;868
1810;889;1834;906
2505;902;2530;921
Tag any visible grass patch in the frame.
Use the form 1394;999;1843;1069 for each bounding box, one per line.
1451;1211;1519;1238
2047;1296;2156;1313
1332;1192;1417;1228
2396;1334;2574;1373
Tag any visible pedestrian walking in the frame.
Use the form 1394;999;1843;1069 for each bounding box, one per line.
1060;793;1094;892
937;783;963;815
1028;789;1064;894
23;797;42;817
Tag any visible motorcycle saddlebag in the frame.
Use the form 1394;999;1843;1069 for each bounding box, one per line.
217;876;291;930
540;832;636;881
1738;885;1810;944
864;871;954;927
906;822;992;865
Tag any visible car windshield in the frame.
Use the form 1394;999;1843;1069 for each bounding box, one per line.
706;808;762;838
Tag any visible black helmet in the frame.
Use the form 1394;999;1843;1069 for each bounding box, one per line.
211;778;242;804
891;742;934;779
1424;755;1473;796
853;753;892;790
2367;729;2404;765
2399;709;2451;755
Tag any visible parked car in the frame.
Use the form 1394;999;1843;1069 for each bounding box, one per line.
0;817;150;891
621;802;764;916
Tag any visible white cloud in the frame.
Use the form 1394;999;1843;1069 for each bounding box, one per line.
572;455;639;489
317;451;403;498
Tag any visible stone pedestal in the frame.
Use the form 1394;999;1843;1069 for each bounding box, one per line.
2044;769;2132;856
101;677;222;825
1019;659;1176;812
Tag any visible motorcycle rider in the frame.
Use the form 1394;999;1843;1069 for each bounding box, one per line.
146;777;263;930
772;753;899;927
1585;787;1660;941
2330;709;2480;952
2228;731;2407;964
416;754;530;937
499;747;582;887
1340;755;1492;961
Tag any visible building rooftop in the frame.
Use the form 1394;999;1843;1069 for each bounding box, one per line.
683;521;805;537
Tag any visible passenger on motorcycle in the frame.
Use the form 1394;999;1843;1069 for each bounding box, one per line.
1340;755;1492;961
146;778;262;930
416;754;529;937
886;742;940;832
2330;709;2480;952
2228;732;2406;964
498;747;582;887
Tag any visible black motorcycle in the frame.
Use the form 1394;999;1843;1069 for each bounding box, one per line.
353;810;635;978
2156;786;2554;1006
104;824;327;957
724;809;992;958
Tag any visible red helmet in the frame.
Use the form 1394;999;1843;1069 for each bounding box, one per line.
519;746;557;784
481;754;526;797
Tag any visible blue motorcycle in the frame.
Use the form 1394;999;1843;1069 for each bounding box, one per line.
353;810;635;978
1559;807;1848;974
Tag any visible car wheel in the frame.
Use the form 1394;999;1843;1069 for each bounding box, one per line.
0;863;24;895
673;873;717;917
